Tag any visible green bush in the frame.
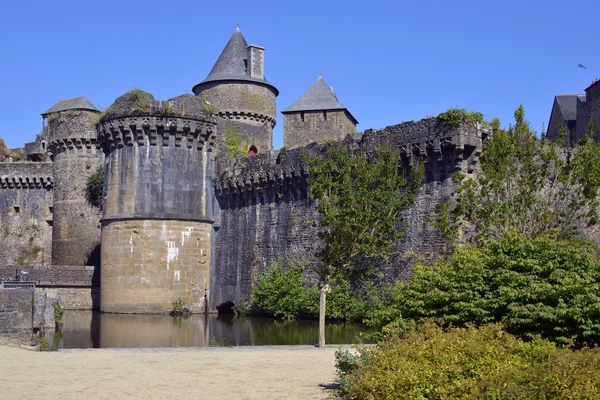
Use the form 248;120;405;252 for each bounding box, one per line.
85;166;104;209
171;297;189;316
437;108;483;126
250;262;366;320
340;321;600;399
33;334;50;352
368;233;600;346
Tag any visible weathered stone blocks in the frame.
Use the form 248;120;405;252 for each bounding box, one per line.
100;219;211;313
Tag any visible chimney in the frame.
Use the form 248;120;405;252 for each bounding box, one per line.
247;45;265;80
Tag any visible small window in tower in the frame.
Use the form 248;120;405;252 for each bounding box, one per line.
247;145;258;157
42;141;46;151
301;112;305;122
324;111;328;121
48;207;53;214
13;206;20;215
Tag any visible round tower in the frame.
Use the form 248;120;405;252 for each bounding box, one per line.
44;97;103;266
193;27;278;154
97;91;217;313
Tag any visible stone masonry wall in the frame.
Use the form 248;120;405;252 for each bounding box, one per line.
0;288;34;341
212;118;485;308
587;81;600;140
48;110;103;267
195;82;277;152
101;219;212;313
0;162;53;266
284;110;356;149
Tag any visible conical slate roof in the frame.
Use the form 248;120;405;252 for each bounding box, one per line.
282;75;357;123
193;27;278;95
42;96;98;116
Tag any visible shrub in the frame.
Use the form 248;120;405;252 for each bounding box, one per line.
250;262;366;320
54;303;63;331
171;297;189;316
340;321;600;399
33;334;50;352
85;166;104;209
437;108;483;126
370;233;600;347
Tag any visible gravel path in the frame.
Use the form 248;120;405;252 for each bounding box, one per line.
0;345;343;399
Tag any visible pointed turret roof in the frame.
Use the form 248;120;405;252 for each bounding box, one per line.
282;75;358;124
193;27;278;95
42;96;99;116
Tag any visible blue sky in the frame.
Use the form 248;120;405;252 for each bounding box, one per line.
1;0;598;149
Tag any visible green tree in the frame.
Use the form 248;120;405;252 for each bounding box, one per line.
441;106;600;244
306;144;423;347
370;233;600;346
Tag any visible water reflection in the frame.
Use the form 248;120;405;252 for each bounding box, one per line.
52;311;372;349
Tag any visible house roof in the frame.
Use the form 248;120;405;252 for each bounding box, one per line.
42;96;98;116
193;27;278;95
281;75;358;124
554;94;585;121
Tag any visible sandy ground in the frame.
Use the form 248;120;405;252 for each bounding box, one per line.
0;345;341;400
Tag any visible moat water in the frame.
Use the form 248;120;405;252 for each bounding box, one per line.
48;311;372;349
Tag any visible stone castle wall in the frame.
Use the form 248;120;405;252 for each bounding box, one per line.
97;99;218;313
0;162;54;266
587;82;600;140
211;118;485;308
195;82;277;152
0;288;34;342
284;109;356;149
48;110;103;266
101;219;211;313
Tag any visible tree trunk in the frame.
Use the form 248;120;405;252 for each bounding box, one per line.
318;282;330;348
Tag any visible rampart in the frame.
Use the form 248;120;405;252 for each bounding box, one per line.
0;162;54;266
211;117;487;308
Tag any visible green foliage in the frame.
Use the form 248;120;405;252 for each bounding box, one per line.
251;262;315;320
202;101;220;118
371;233;600;347
440;105;600;245
85;165;104;209
16;255;26;266
34;334;50;352
171;297;189;316
250;262;366;320
340;321;600;399
306;145;424;283
54;304;63;331
223;121;243;159
209;337;231;347
437;108;483;126
158;101;177;116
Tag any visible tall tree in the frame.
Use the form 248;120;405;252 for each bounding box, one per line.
306;144;423;347
439;105;600;244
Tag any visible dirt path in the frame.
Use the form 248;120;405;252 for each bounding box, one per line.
0;345;341;399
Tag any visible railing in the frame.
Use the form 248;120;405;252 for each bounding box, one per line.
0;281;36;289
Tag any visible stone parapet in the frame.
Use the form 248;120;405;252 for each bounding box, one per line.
0;162;53;189
97;116;217;154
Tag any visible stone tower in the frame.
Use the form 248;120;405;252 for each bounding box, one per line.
282;75;357;149
193;27;278;154
586;79;600;140
44;97;103;266
97;91;217;313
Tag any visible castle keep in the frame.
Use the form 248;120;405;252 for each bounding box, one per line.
1;28;491;316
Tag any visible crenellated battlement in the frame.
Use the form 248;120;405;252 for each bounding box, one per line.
215;117;488;200
217;110;276;128
47;137;100;157
97;116;217;154
0;162;53;189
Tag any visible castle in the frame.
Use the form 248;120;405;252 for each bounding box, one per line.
0;28;490;316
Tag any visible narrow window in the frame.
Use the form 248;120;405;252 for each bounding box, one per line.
49;207;53;214
301;112;304;122
247;145;258;157
323;111;327;121
42;141;46;151
13;206;20;215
